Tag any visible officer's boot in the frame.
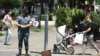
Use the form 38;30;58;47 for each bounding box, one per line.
17;49;21;56
25;49;29;56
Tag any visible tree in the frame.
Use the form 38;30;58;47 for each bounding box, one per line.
0;0;23;9
86;0;94;5
58;0;65;7
96;0;100;5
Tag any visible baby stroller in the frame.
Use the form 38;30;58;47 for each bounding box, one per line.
53;25;74;55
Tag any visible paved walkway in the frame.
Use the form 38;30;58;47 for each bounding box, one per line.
0;25;100;56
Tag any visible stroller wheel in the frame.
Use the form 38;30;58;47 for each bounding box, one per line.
65;47;74;55
53;44;60;54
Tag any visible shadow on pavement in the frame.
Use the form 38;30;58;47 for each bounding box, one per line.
75;53;92;55
52;52;66;54
52;52;92;55
16;54;31;56
30;51;41;54
96;40;100;49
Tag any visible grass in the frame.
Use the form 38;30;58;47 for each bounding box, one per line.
0;32;4;36
30;25;55;32
30;26;45;32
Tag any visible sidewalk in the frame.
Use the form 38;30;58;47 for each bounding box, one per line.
0;25;100;56
41;21;55;26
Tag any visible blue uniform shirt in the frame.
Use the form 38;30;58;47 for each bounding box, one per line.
16;15;31;35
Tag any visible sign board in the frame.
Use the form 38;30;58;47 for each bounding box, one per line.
32;14;40;28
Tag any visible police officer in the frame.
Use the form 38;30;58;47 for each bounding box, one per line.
16;9;32;56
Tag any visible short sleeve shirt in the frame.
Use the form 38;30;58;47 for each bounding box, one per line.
16;15;31;35
86;22;93;35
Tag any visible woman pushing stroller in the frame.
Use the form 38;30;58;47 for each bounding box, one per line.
82;14;100;56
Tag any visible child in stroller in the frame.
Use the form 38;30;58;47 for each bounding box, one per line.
53;25;75;55
65;26;75;45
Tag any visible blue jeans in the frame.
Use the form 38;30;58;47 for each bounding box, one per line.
4;28;11;44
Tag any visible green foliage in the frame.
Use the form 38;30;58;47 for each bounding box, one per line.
30;27;42;32
83;11;100;32
0;32;4;36
41;14;45;20
89;12;100;28
11;10;19;20
0;0;23;8
30;26;54;32
96;0;100;5
87;0;94;5
55;7;72;28
41;13;53;21
0;20;3;27
49;13;53;21
55;8;85;28
58;0;66;6
71;8;85;25
0;20;3;30
31;26;44;32
11;12;19;17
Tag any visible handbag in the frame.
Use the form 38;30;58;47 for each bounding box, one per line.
74;33;84;44
4;25;8;30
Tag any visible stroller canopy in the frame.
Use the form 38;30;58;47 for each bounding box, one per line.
57;25;66;37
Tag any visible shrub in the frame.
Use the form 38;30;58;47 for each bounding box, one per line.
49;13;53;21
91;12;100;26
41;14;45;20
0;20;3;30
0;32;4;36
71;8;85;25
89;12;100;29
41;13;53;21
84;12;100;29
55;7;72;28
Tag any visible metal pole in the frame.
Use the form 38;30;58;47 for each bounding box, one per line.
44;3;49;51
94;0;96;12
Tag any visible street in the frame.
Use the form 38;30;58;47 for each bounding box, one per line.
0;26;100;56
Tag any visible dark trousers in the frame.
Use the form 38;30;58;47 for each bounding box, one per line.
18;34;29;50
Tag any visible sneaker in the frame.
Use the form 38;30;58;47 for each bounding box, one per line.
4;43;9;45
4;43;11;45
18;49;22;55
4;43;7;45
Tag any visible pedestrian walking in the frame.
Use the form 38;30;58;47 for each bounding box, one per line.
3;8;13;45
82;14;100;56
15;9;32;56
